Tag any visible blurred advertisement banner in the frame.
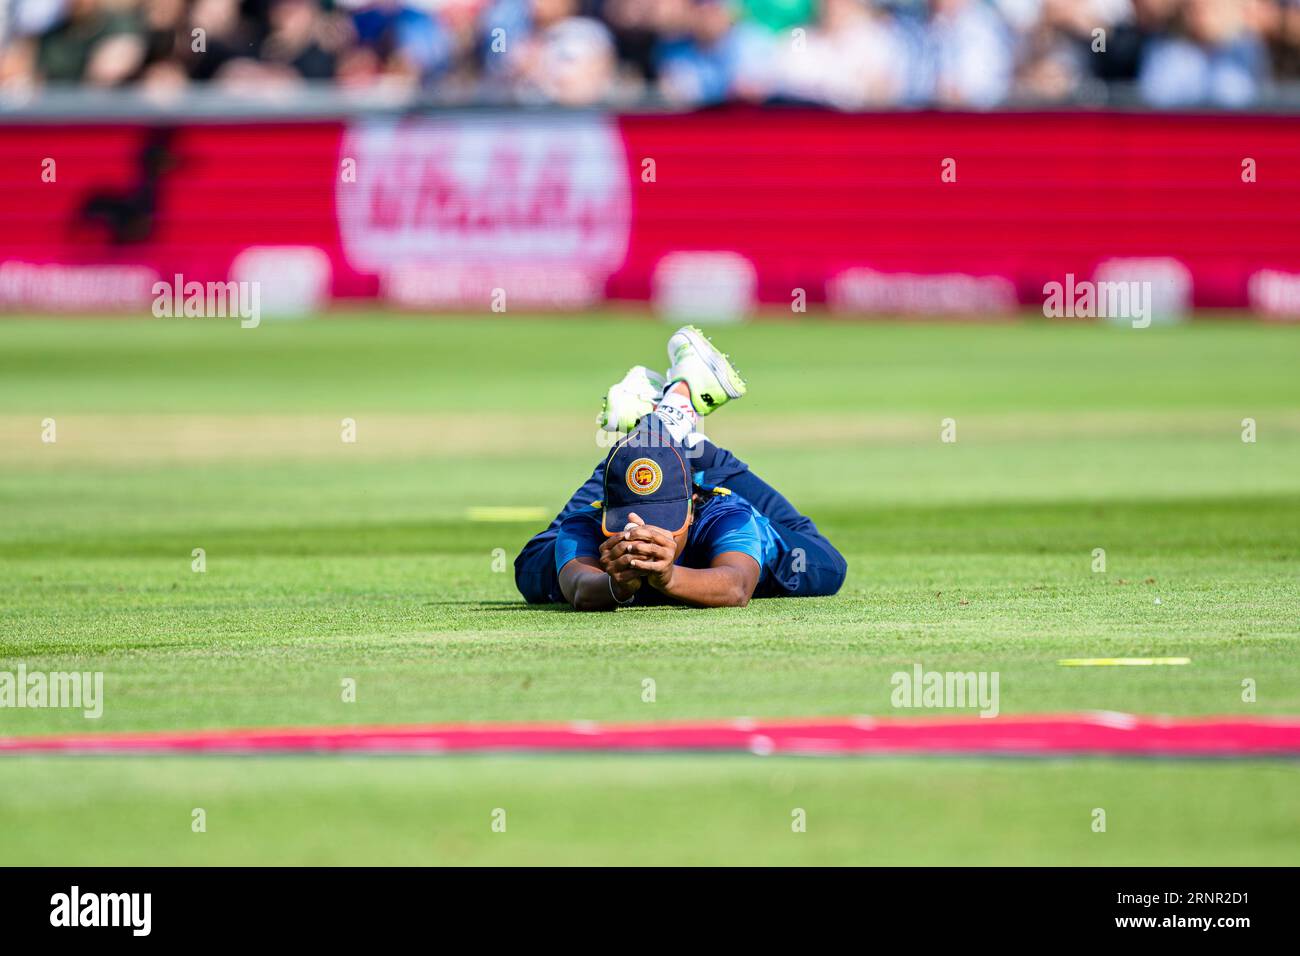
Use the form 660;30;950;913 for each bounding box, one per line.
1;110;1299;316
335;114;629;309
336;115;631;277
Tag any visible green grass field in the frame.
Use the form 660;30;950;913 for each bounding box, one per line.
1;314;1297;865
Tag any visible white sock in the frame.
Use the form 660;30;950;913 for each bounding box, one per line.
653;386;698;444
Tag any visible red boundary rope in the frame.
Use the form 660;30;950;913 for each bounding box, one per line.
2;714;1298;757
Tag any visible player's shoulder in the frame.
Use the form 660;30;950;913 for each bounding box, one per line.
697;487;756;513
694;490;759;527
554;505;605;565
558;505;602;532
689;490;765;564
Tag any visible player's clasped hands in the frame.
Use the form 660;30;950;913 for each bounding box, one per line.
598;513;677;591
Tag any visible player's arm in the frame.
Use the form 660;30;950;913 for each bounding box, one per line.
607;525;759;608
653;553;759;608
558;555;640;611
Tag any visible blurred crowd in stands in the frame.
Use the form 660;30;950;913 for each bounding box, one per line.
2;0;1298;108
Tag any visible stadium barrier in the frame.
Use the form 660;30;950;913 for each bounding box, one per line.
2;108;1299;318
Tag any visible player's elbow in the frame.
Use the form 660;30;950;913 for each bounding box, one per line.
711;562;758;607
724;579;754;608
558;564;610;612
569;587;613;612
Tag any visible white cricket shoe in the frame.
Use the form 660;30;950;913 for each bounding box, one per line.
598;365;666;433
665;325;747;416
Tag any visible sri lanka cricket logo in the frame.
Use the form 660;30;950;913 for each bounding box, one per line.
626;458;662;495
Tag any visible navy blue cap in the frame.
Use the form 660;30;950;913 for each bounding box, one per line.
601;418;692;537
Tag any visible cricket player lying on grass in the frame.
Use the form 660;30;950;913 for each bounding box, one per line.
515;326;847;610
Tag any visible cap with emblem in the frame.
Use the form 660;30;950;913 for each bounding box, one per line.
601;417;692;537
